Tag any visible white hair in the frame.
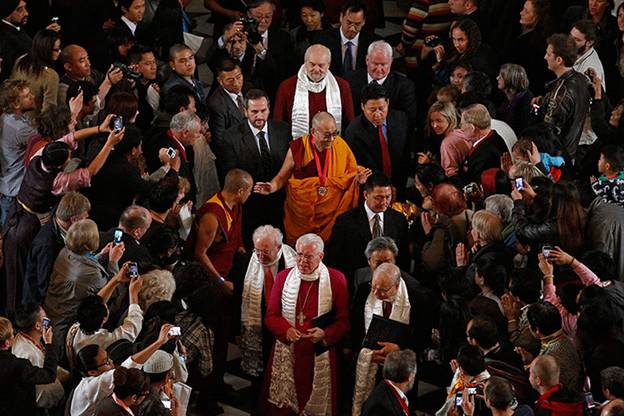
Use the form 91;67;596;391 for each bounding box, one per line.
252;225;283;247
170;110;201;133
296;233;324;254
304;44;331;63
367;40;393;59
373;262;401;284
485;194;514;224
138;269;176;311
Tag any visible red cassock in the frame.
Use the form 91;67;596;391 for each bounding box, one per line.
273;75;355;128
260;267;350;415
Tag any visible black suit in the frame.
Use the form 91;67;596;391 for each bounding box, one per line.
326;204;408;287
0;22;32;81
206;85;246;144
462;130;508;185
345;70;418;124
362;380;409;416
315;28;380;78
344;111;410;197
218;120;291;245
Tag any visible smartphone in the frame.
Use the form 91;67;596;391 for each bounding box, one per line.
467;387;477;395
127;262;139;278
583;392;595;409
167;147;177;159
542;245;553;258
50;16;59;23
113;229;123;246
168;326;181;336
455;392;463;406
112;115;123;132
515;177;524;190
42;317;50;330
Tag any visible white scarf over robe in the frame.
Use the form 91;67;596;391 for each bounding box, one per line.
292;65;343;139
240;245;297;376
352;278;411;416
268;263;333;415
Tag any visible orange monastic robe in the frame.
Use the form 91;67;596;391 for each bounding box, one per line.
284;135;360;245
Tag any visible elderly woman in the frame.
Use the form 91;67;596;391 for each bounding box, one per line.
496;63;533;134
457;210;510;294
138;269;176;312
485;194;515;248
43;219;124;356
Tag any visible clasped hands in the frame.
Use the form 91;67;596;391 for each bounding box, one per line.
286;327;325;344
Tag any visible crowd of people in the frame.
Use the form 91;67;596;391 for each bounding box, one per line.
1;0;624;415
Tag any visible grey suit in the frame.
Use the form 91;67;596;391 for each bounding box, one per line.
207;85;245;147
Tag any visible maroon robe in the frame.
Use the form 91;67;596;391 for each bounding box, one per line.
261;266;350;415
273;75;355;128
290;139;328;179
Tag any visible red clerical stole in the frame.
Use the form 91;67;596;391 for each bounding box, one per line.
263;266;274;304
377;126;392;177
384;380;409;415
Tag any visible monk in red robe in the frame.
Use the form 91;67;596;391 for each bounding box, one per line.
261;233;350;416
273;44;355;139
192;168;253;287
254;112;371;245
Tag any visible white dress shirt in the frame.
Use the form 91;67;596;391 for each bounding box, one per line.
364;201;384;235
367;73;389;85
121;16;137;35
248;121;270;153
340;28;360;65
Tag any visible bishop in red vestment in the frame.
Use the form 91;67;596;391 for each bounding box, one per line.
273;44;355;140
261;233;350;415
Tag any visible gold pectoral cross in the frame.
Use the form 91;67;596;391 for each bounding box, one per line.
297;311;305;326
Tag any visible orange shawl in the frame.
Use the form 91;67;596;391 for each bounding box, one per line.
284;135;360;245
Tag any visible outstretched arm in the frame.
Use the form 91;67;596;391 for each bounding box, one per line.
254;148;295;194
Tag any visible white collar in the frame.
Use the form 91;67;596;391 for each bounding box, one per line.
364;201;384;223
2;19;19;30
226;89;242;102
471;130;491;148
248;120;268;137
340;28;360;46
386;380;408;402
575;47;596;65
121;15;137;35
367;73;388;85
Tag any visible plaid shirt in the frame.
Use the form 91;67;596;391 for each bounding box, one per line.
176;309;213;377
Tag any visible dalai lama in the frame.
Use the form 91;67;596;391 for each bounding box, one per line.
273;44;355;139
254;112;371;245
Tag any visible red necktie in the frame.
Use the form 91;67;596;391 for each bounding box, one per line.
383;301;392;319
377;126;392;177
263;266;274;305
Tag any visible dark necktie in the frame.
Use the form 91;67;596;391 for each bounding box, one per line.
383;301;392;319
263;266;274;305
257;131;272;179
343;41;354;73
372;213;382;238
236;94;246;117
377;126;392;177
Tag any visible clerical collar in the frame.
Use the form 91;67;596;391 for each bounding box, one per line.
298;267;320;281
121;15;137;35
340;28;360;46
2;19;20;30
367;73;388;85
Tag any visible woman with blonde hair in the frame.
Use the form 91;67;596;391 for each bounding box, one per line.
43;219;125;356
422;101;470;177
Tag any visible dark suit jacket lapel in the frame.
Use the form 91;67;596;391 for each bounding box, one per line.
241;123;261;170
382;382;408;415
219;87;244;125
357;204;373;241
362;118;383;168
385;112;405;165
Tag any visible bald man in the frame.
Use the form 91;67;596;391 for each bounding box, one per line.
57;44;123;109
350;262;434;414
530;355;583;415
255;112;370;244
273;44;355;139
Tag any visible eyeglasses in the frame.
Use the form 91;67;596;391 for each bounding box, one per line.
96;357;113;368
319;131;338;140
296;252;318;261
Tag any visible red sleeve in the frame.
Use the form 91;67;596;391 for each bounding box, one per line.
265;268;293;342
323;268;350;346
337;76;355;126
273;77;294;123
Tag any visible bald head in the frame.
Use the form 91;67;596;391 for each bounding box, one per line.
223;168;253;194
61;44;91;79
371;262;401;301
304;44;331;83
530;355;560;390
